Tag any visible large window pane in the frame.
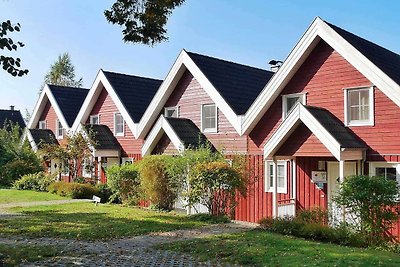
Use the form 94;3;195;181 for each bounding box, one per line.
347;88;371;124
202;104;217;132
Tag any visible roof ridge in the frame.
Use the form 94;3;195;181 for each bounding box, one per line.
47;84;89;91
186;51;274;74
102;70;163;82
0;109;21;111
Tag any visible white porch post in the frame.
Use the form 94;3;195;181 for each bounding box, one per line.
339;160;345;222
272;158;278;218
97;156;102;184
292;158;297;216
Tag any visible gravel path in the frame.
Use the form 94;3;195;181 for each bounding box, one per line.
1;223;253;266
0;199;92;210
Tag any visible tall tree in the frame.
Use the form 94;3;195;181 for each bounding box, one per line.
0;20;28;77
105;0;185;46
43;52;83;88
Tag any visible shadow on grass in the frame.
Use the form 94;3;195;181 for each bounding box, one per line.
0;207;205;240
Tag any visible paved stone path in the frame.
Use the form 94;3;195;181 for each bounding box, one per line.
1;223;254;266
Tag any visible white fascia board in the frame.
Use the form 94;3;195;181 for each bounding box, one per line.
23;129;38;152
27;87;47;129
43;85;70;130
161;117;185;153
242;18;321;135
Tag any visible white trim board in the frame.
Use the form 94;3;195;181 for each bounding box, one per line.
142;116;185;156
136;50;242;139
263;103;364;161
242;17;400;135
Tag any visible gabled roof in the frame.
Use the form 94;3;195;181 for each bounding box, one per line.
48;85;89;127
142;116;212;156
0;109;25;130
28;129;59;149
83;124;120;150
264;103;365;161
243;17;400;135
187;52;273;115
102;71;162;123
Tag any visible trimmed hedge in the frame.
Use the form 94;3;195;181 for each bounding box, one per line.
13;172;55;192
48;182;99;199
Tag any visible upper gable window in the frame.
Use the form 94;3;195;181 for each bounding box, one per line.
38;120;46;129
114;112;124;136
282;93;306;118
164;107;178;118
56;120;63;139
201;104;217;133
90;114;100;125
345;87;374;126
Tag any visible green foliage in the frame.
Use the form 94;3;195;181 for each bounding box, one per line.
105;0;185;46
106;164;141;204
13;172;56;192
138;155;176;210
0;122;43;185
188;161;247;216
95;184;113;203
296;207;328;224
0;20;28;76
188;213;230;224
48;181;99;199
334;175;400;244
0;244;58;266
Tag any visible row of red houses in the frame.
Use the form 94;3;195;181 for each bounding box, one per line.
23;17;400;234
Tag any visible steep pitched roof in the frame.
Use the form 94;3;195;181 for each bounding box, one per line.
165;117;213;150
327;22;400;85
187;52;274;115
48;85;89;127
83;124;120;150
29;129;59;148
0;109;25;130
102;71;163;123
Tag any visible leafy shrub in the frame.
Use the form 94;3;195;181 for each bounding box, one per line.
334;175;400;245
296;207;328;224
96;184;113;203
259;216;302;236
188;213;230;224
188;161;247;216
139;155;177;211
48;181;99;199
13;172;55;192
106;164;141;205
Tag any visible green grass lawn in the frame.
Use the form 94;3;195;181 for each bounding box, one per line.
0;244;59;266
0;189;68;204
0;202;211;240
156;229;400;267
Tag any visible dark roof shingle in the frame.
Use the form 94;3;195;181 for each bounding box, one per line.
0;109;26;130
102;71;162;123
29;129;59;148
327;22;400;85
186;52;274;115
48;85;89;127
83;124;120;150
305;106;365;149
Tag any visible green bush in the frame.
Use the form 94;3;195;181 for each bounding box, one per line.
297;207;328;224
106;164;141;205
13;172;55;192
188;213;230;224
48;182;99;199
139;155;177;211
259;216;303;236
96;184;113;203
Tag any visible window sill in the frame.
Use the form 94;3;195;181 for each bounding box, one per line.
202;129;218;134
115;133;124;137
346;121;374;127
266;188;287;194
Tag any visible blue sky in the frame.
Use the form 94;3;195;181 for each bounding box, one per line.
0;0;399;115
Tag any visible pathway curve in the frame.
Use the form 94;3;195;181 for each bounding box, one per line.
0;223;254;267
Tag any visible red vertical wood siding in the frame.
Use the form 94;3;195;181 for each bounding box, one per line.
88;87;143;156
38;100;66;145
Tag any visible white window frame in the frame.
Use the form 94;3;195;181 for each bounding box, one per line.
201;103;218;133
38;120;46;129
344;86;374;127
82;158;92;178
164;106;179;118
369;162;400;185
56;119;63;139
265;160;288;194
114;112;124;136
122;157;134;165
282;93;306;119
90;114;100;125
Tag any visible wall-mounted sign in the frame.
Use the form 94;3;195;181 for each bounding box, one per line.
311;171;327;183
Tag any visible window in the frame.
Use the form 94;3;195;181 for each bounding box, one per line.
164;107;178;118
38;120;46;129
282;93;306;118
201;104;217;133
56;120;63;139
82;158;92;178
370;162;400;184
90;114;99;125
265;161;287;193
345;87;374;126
122;158;134;165
114;113;124;136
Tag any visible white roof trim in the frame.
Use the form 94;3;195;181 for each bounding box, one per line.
263;103;342;160
23;129;38;152
136;50;242;139
142;116;185;156
71;70;137;137
243;17;400;135
27;84;70;130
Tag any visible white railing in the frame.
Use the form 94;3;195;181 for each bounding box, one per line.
278;199;296;217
